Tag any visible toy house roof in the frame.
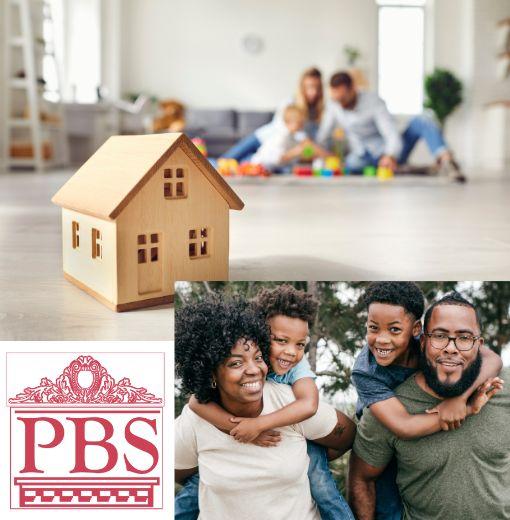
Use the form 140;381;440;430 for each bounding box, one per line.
51;133;244;220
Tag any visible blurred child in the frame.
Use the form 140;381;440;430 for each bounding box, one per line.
351;282;503;520
251;105;329;171
175;284;355;520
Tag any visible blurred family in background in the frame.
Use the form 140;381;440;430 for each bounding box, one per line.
218;68;465;181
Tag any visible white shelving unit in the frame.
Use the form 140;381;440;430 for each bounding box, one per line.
3;0;69;172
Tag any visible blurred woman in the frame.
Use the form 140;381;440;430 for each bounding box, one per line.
223;67;325;162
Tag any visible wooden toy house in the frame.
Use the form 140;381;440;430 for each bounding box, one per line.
52;133;244;311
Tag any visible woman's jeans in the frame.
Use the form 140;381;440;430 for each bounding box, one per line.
173;442;354;519
375;458;403;520
345;114;447;172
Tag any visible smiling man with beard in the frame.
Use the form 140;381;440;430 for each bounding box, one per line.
348;292;509;520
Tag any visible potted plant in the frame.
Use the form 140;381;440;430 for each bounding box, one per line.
343;45;368;89
343;45;361;67
424;69;463;128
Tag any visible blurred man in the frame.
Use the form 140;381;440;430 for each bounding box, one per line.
318;72;465;182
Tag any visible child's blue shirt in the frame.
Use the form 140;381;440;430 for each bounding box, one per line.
267;356;316;386
352;344;417;419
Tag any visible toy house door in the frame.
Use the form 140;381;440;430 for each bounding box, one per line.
137;233;163;294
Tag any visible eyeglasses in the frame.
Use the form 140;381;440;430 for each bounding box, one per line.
424;332;481;351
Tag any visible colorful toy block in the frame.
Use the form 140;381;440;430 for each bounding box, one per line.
217;158;239;176
237;162;270;177
191;137;207;157
301;144;315;160
363;165;377;177
377;166;394;181
293;165;313;176
325;156;341;171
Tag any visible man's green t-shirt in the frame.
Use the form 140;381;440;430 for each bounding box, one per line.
354;367;510;520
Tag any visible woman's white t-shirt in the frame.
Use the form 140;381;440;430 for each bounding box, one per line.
175;380;338;520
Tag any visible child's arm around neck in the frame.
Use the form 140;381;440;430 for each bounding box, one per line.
188;394;236;433
369;347;503;440
425;345;503;430
189;381;319;444
230;377;319;442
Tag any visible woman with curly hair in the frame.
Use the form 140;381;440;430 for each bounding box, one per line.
174;292;355;520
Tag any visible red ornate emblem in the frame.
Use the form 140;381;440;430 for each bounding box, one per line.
9;353;164;509
8;355;162;404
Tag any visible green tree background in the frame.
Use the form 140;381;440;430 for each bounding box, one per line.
174;281;510;493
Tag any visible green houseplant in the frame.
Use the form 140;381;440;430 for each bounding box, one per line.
343;45;361;67
424;69;463;128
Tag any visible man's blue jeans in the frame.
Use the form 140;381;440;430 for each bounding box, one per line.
375;458;402;520
345;114;447;172
173;443;354;519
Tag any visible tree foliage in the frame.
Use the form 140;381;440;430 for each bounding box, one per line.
175;281;509;406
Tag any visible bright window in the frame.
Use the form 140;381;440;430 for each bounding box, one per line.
45;0;101;102
378;0;425;114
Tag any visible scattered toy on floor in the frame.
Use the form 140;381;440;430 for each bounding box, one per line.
191;137;208;157
216;158;239;176
238;162;270;177
377;166;394;181
363;165;377;177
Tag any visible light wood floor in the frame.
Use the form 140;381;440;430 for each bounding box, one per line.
228;175;510;280
0;170;509;340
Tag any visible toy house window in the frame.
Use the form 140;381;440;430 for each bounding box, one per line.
72;221;80;249
92;228;102;259
163;167;188;199
138;233;160;263
188;227;210;259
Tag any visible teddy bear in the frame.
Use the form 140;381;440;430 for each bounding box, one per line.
152;99;185;132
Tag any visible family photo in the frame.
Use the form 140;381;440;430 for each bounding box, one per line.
174;281;510;519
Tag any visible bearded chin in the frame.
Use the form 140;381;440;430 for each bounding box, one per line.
419;350;482;398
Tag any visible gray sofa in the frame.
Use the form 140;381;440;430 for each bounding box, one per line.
184;108;274;157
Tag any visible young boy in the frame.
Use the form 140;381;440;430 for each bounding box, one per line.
352;282;503;520
175;284;354;520
251;105;329;171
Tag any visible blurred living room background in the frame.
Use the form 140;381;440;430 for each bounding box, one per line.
1;0;509;174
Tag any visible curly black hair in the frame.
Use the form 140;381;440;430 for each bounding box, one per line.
253;284;318;328
175;294;271;404
362;282;425;320
423;291;481;332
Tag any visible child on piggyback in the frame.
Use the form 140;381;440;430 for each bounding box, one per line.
174;284;354;520
351;281;503;519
